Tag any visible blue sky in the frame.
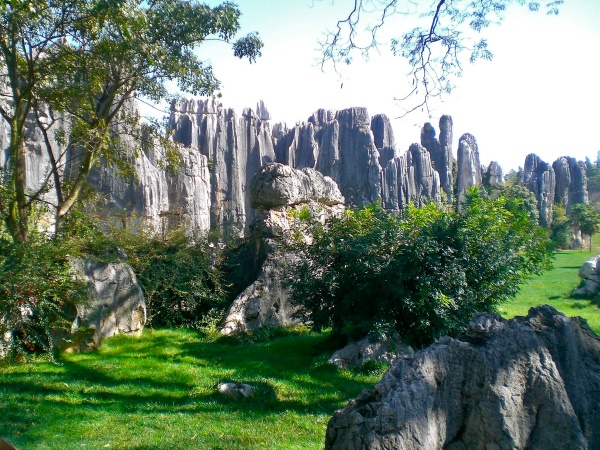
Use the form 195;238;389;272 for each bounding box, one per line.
160;0;600;172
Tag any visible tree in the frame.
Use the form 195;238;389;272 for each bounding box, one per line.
320;0;562;116
287;188;553;348
0;0;263;241
569;203;600;252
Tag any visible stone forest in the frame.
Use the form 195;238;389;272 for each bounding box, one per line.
1;96;599;449
1;0;599;448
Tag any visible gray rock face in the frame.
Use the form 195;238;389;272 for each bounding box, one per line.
169;99;277;238
325;305;600;450
381;144;441;212
553;156;589;213
456;133;482;205
371;114;398;167
67;258;146;352
250;163;344;209
523;153;556;227
485;160;504;185
421;116;453;201
573;254;600;297
220;163;345;335
328;334;414;370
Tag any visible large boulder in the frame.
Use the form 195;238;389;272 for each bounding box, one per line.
65;259;147;352
573;254;600;298
220;163;345;335
325;306;600;450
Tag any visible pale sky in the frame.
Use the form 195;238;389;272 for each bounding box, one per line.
155;0;600;173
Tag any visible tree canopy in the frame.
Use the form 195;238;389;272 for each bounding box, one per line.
287;188;553;347
0;0;263;241
320;0;563;116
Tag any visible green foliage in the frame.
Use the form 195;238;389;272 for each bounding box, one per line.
569;203;600;252
489;183;539;223
550;204;571;248
0;234;87;359
110;228;228;329
288;189;553;348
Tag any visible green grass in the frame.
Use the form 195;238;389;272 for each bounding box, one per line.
500;240;600;334
0;327;382;450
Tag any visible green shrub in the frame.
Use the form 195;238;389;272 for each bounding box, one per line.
111;228;228;329
287;188;554;348
0;235;87;358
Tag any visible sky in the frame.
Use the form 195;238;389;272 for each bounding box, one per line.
154;0;600;173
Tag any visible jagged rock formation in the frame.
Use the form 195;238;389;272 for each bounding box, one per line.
371;114;398;167
325;305;600;450
169;99;276;237
522;153;556;227
220;163;345;335
381;144;441;212
456;133;482;205
420;116;453;201
485;160;504;185
553;156;588;213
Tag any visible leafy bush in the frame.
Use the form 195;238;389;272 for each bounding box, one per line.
287;188;553;348
111;228;228;329
0;235;87;358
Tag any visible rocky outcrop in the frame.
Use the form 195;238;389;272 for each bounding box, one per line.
553;156;588;213
220;163;345;335
523;153;555;227
455;133;481;205
64;259;146;352
170;99;277;238
485;160;504;186
328;334;414;370
381;144;441;212
371;114;398;167
421;116;453;201
325;305;600;450
573;254;600;298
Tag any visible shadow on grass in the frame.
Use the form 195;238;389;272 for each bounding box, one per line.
0;328;377;448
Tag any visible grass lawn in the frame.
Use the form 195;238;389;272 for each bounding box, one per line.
0;328;382;450
2;242;600;449
500;240;600;334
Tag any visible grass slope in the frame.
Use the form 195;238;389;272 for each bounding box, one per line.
0;328;381;450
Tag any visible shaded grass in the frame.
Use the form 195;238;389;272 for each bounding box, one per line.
500;239;600;334
0;327;380;449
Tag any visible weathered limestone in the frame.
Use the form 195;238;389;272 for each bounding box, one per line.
328;334;414;370
381;144;441;212
65;259;147;352
456;133;482;205
220;163;345;335
553;156;588;213
371;114;398;167
325;305;600;450
485;160;504;185
420;116;453;201
573;254;600;298
523;153;555;227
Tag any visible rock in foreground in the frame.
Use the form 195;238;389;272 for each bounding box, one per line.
325;306;600;450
